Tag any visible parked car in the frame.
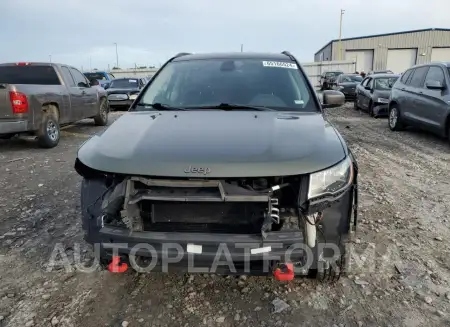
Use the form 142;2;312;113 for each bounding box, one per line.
332;74;363;100
367;70;394;76
84;71;115;88
106;77;147;110
319;71;344;90
74;51;359;282
354;74;400;117
0;62;109;148
388;62;450;143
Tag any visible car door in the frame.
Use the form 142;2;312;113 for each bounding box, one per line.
360;77;374;109
420;65;449;133
356;77;369;107
69;67;98;118
60;66;86;122
404;66;429;126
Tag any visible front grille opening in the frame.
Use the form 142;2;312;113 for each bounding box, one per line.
139;201;266;234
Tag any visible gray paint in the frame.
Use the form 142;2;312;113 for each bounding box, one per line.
315;29;450;71
314;43;332;62
77;110;347;178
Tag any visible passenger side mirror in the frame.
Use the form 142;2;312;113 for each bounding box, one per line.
425;80;444;90
322;90;345;108
364;85;371;90
104;83;110;89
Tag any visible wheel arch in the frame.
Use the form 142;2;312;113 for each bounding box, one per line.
41;102;60;121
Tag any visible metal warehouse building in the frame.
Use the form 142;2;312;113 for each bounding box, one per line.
314;28;450;74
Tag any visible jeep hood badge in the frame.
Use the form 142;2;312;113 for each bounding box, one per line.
184;165;211;175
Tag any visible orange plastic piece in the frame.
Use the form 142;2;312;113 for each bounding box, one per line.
108;256;128;273
273;263;294;281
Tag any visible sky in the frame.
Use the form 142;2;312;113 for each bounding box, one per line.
1;0;450;71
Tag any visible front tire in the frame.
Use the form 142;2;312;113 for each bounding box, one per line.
37;112;60;148
388;106;404;131
94;98;109;126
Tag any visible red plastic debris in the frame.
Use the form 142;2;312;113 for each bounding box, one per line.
273;263;294;281
107;256;128;273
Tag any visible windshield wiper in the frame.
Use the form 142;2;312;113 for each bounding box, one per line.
136;103;188;111
187;103;275;111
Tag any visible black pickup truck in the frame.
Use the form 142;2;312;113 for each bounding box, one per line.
0;62;109;148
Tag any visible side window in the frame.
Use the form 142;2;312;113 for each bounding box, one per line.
361;77;370;87
409;66;429;88
61;66;76;87
108;73;115;80
424;66;445;85
400;69;412;84
367;78;374;89
69;68;89;87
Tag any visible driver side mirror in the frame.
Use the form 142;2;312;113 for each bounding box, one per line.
78;82;89;88
425;80;444;90
364;85;372;90
322;90;345;108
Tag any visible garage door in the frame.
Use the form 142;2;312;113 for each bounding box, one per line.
431;48;450;62
386;49;417;74
345;50;373;72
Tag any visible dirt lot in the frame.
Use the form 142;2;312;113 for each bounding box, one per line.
1;105;450;327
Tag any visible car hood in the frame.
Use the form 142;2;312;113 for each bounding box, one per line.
107;88;140;94
340;82;359;87
77;111;347;178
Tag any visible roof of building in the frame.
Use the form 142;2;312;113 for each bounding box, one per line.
314;28;450;56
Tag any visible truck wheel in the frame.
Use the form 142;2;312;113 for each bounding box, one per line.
94;98;109;126
37;111;60;148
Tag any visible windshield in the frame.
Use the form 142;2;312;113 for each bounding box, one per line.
109;79;139;89
339;75;363;83
136;58;316;111
374;77;398;90
84;72;107;80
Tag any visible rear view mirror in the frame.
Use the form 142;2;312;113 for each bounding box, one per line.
322;90;345;108
425;80;444;90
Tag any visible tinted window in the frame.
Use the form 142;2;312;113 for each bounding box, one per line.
339;75;363;83
70;68;89;87
137;58;315;112
61;67;76;87
367;78;374;89
361;78;370;87
424;66;445;85
110;79;140;89
0;65;61;85
84;72;107;80
374;77;399;90
400;69;412;84
409;67;429;87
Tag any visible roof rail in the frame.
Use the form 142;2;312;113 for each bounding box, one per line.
174;52;192;58
281;51;295;60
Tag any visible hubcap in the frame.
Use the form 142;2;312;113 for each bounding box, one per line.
389;108;398;128
47;120;59;141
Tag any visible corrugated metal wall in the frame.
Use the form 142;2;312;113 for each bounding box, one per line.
330;30;450;70
314;44;333;62
302;60;357;86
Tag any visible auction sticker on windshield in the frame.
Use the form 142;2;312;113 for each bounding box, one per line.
262;61;298;69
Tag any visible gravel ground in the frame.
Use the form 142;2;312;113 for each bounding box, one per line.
1;105;450;327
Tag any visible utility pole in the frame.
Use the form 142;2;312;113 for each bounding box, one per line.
114;43;119;68
240;44;243;52
49;55;52;63
338;9;345;60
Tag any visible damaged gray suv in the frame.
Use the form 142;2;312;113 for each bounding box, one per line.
75;51;358;282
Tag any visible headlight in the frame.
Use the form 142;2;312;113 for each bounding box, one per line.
377;98;389;104
129;94;138;100
308;156;353;199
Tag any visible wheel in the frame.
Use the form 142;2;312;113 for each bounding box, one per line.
353;98;359;110
37;111;60;148
94;98;109;126
368;101;375;117
388;105;405;131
